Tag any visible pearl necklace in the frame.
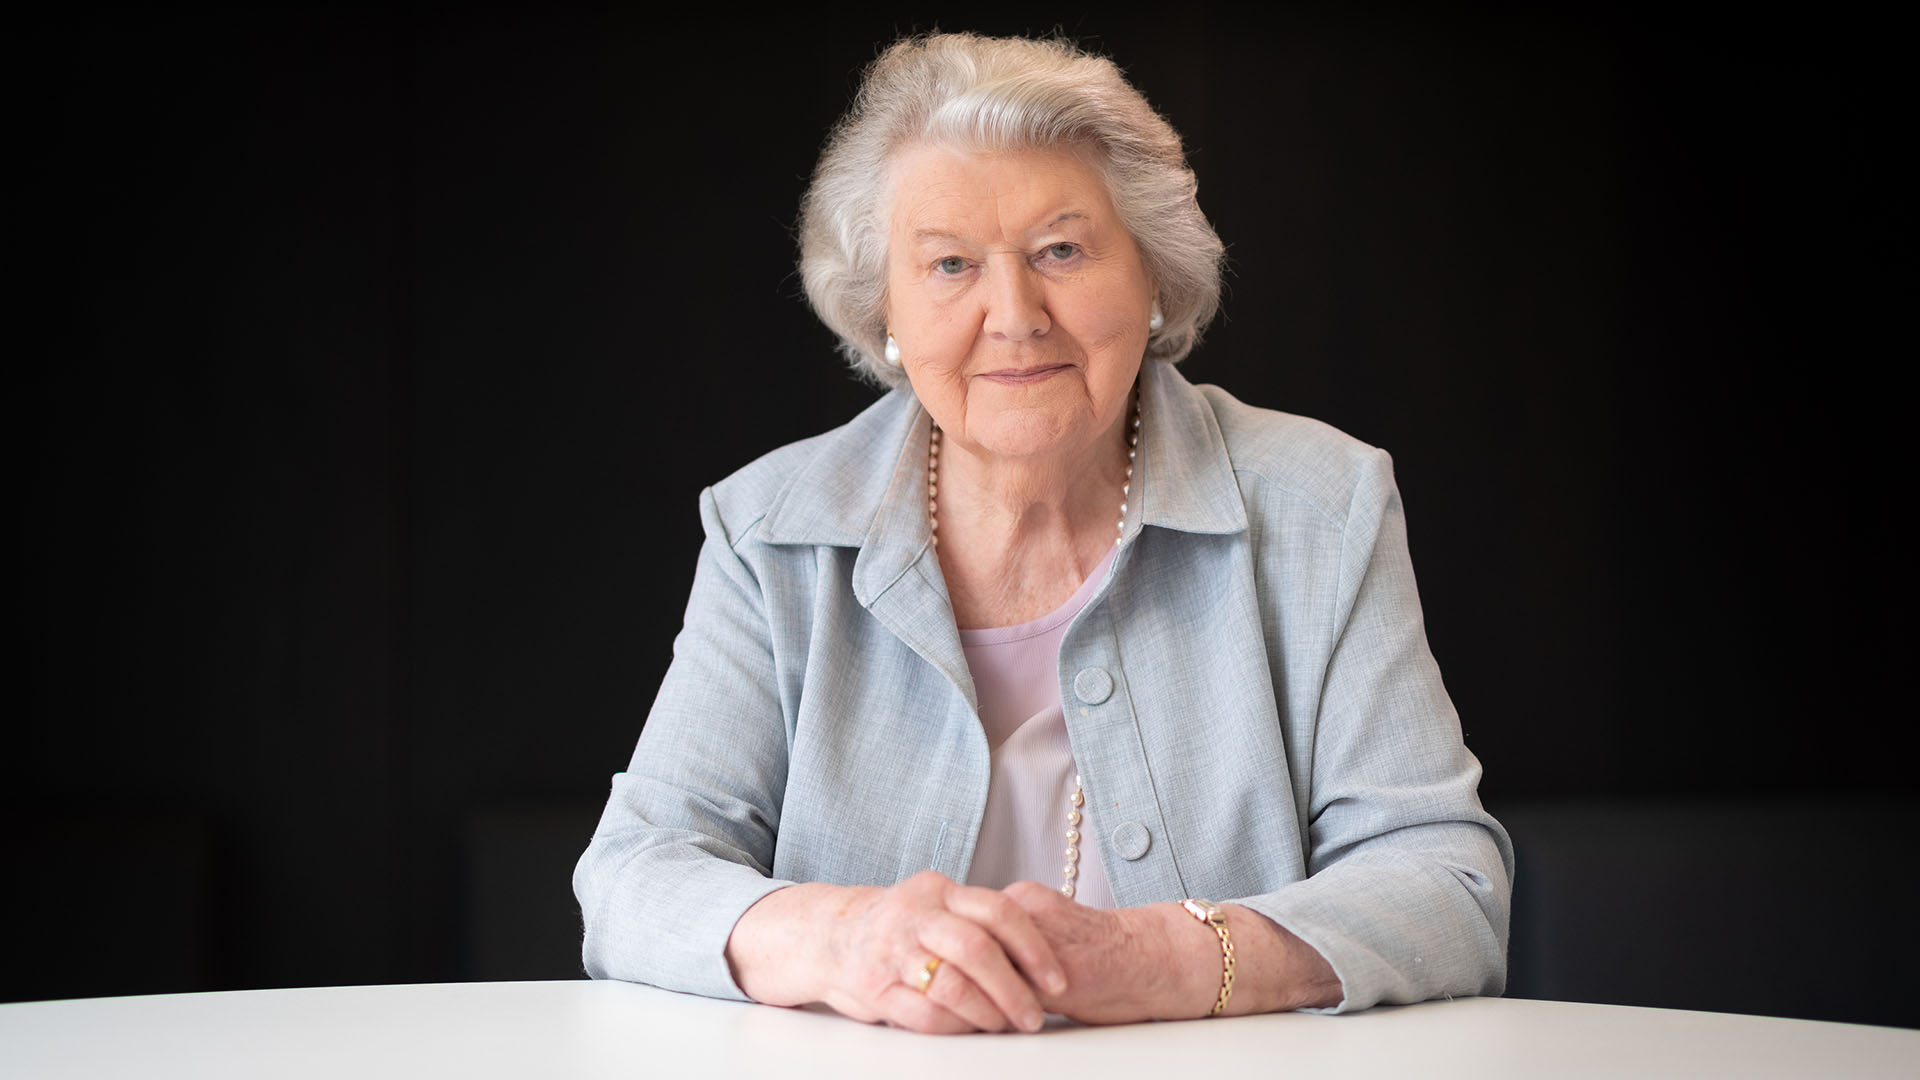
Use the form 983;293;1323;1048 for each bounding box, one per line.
927;394;1142;900
1063;775;1085;898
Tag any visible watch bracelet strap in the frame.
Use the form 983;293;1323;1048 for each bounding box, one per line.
1182;899;1236;1016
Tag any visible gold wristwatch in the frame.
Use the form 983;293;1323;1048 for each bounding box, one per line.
1181;898;1236;1016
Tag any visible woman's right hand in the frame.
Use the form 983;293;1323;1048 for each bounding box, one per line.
726;871;1067;1034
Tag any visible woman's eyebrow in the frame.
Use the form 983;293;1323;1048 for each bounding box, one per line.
1025;211;1090;237
909;228;968;247
1021;212;1101;246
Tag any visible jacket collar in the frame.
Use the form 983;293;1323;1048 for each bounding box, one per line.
1132;357;1249;537
758;360;1248;599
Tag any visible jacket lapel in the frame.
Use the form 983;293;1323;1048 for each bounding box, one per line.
757;392;979;715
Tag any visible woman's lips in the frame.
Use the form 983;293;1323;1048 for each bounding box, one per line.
978;364;1071;385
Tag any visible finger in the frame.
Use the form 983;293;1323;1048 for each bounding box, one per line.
920;958;1017;1033
947;884;1068;996
877;982;980;1035
1001;878;1066;919
918;912;1046;1032
825;980;976;1035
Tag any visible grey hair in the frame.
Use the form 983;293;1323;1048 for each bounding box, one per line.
797;33;1227;390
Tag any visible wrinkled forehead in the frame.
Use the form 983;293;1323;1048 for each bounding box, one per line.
882;139;1114;235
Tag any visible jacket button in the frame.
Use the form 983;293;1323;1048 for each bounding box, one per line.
1073;667;1114;705
1111;822;1151;860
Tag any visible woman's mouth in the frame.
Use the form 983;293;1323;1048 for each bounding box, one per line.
978;364;1071;385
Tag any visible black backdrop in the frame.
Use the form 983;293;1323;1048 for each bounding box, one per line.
17;5;1914;1020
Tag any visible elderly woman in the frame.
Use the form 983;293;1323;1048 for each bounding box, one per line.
575;33;1511;1033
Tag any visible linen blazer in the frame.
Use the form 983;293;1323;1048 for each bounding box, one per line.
575;358;1513;1012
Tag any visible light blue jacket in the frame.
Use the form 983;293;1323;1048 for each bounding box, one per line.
575;359;1513;1011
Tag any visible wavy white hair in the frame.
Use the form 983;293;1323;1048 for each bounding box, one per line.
797;33;1227;389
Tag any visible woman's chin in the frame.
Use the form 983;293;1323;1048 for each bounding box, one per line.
964;417;1088;464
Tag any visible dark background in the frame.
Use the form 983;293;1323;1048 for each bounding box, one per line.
17;4;1915;1027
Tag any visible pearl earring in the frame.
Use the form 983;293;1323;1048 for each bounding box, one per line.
884;334;902;365
1148;303;1165;332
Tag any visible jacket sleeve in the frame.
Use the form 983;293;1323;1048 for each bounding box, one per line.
1235;448;1514;1012
572;487;795;1000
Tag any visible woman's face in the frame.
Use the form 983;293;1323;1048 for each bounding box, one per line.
884;144;1154;467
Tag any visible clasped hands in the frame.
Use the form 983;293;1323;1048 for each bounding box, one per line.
726;869;1219;1035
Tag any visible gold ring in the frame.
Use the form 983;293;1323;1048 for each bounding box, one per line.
916;956;943;994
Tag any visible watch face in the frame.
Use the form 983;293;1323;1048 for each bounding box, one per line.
1184;898;1223;922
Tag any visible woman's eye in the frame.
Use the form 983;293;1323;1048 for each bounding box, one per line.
936;256;968;275
1045;242;1078;260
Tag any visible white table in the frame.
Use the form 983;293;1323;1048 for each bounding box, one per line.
3;980;1913;1079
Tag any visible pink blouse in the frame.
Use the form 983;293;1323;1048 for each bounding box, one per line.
959;548;1117;908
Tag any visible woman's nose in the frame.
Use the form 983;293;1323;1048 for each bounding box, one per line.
981;263;1050;341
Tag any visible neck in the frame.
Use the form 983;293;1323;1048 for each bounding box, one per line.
930;388;1138;627
939;391;1132;542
